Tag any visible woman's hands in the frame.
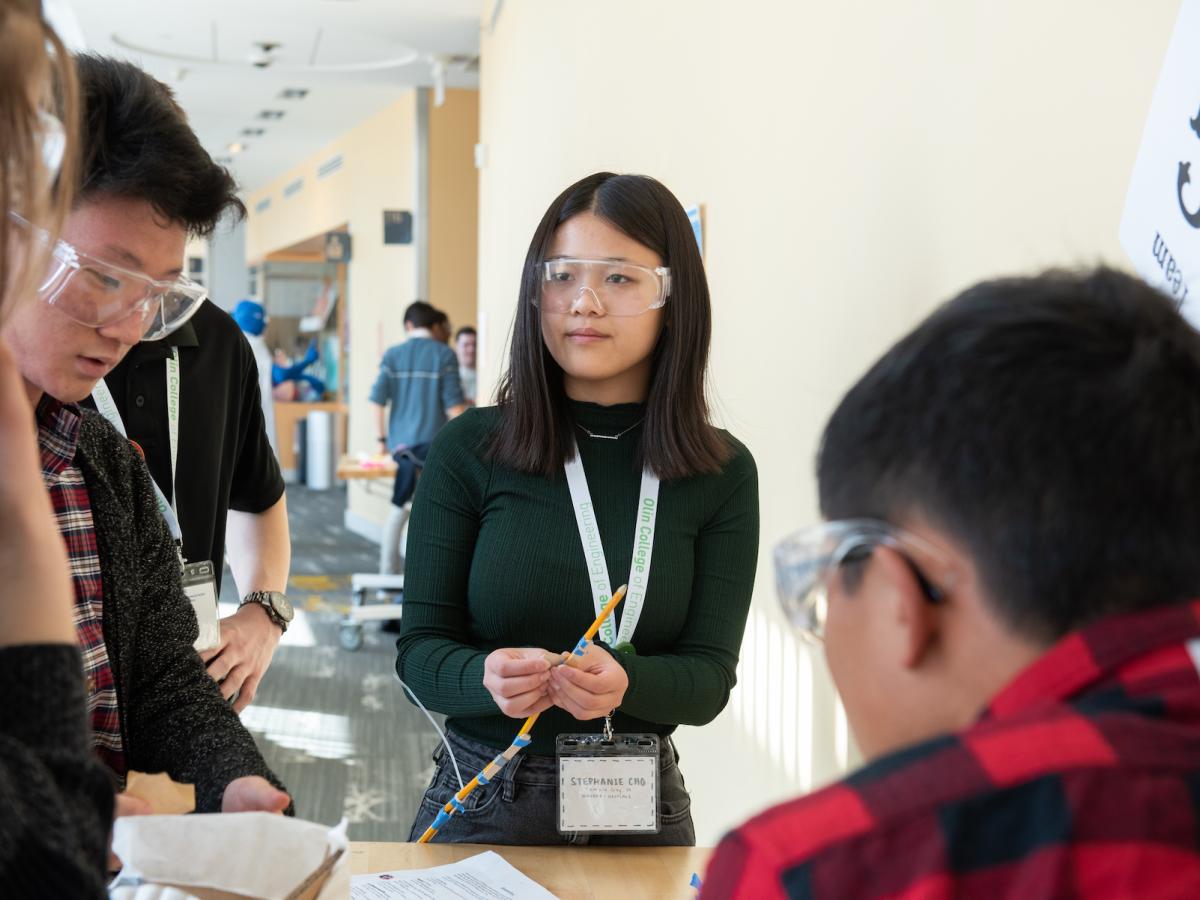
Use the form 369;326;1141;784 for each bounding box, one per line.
548;643;629;721
483;648;555;718
484;644;630;722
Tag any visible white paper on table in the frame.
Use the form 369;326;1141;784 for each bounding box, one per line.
1119;0;1200;322
110;813;349;900
350;850;559;899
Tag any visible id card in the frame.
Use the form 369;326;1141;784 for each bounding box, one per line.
557;733;659;834
181;560;220;652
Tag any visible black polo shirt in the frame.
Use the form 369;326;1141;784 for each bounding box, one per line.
86;301;285;595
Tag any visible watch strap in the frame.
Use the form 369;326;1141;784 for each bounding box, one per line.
241;590;290;633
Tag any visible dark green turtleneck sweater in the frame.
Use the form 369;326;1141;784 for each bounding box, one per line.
396;401;759;755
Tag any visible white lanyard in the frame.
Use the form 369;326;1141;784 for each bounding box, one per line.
91;349;183;543
564;441;661;648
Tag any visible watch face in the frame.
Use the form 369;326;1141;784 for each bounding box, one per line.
268;592;294;622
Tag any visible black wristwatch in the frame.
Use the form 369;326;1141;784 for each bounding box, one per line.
240;590;294;633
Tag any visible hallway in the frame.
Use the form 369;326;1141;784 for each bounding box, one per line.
222;485;440;841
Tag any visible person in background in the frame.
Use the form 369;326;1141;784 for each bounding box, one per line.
1;55;292;822
232;298;277;457
455;325;477;404
398;173;759;845
77;56;292;711
0;1;113;892
704;268;1200;897
370;300;468;583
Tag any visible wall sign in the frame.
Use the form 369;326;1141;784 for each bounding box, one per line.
1119;0;1200;321
383;210;414;245
324;231;352;264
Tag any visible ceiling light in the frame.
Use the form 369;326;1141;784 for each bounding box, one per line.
258;110;286;120
215;156;234;165
241;127;266;137
278;88;309;100
227;142;246;155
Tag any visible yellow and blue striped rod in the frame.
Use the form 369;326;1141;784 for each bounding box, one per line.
417;585;627;843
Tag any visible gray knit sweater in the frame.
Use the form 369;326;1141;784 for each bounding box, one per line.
74;409;287;813
0;644;114;896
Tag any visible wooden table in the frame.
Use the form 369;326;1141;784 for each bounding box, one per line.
349;842;711;899
336;453;397;480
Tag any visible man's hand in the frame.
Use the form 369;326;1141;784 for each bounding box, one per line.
221;775;290;813
548;642;629;720
482;648;555;718
108;792;152;871
200;603;281;711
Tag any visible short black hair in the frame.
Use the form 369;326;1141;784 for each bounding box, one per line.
818;267;1200;642
404;301;440;329
456;326;476;340
73;54;244;236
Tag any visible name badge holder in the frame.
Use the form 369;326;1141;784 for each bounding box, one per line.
557;732;660;835
181;559;221;652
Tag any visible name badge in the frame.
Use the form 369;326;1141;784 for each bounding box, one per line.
557;733;660;834
181;560;221;652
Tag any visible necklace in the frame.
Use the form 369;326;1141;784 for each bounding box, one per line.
575;418;644;441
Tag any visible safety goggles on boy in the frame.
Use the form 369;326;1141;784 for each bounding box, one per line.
774;519;951;644
536;257;672;317
9;212;207;341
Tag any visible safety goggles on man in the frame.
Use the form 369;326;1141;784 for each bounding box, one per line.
774;519;951;644
9;212;207;341
535;257;672;317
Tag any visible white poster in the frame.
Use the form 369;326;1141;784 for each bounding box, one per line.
1120;0;1200;323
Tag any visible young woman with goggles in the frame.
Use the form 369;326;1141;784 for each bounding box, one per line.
397;172;760;846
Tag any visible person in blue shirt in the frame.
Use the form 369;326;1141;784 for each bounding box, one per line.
370;301;469;579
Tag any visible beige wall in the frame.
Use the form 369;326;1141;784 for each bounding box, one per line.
429;89;481;347
245;94;420;532
477;0;1179;843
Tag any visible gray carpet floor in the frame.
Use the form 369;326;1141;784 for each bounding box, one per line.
220;485;441;841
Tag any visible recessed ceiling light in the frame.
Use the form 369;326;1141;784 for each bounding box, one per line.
241;127;266;137
215;156;234;165
258;110;286;120
278;88;309;100
227;142;247;155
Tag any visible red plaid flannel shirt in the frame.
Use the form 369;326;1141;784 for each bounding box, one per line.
38;397;125;778
704;600;1200;898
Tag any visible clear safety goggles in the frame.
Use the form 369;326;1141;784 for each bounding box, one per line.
535;257;672;317
774;518;951;644
9;212;207;341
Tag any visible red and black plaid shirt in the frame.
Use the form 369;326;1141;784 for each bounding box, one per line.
704;600;1200;898
38;397;125;778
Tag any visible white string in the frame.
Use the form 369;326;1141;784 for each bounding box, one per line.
395;673;465;791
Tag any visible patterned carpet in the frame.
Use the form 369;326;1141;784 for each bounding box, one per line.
219;485;441;841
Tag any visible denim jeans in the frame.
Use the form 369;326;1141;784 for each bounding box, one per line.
408;729;697;846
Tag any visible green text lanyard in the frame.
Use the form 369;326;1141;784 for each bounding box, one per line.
564;442;660;648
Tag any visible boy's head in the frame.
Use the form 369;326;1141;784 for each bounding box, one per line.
2;54;242;403
797;268;1200;757
403;301;440;332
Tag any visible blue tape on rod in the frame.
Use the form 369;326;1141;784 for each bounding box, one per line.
477;771;490;785
451;796;465;813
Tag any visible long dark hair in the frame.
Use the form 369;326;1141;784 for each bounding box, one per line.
488;172;731;481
